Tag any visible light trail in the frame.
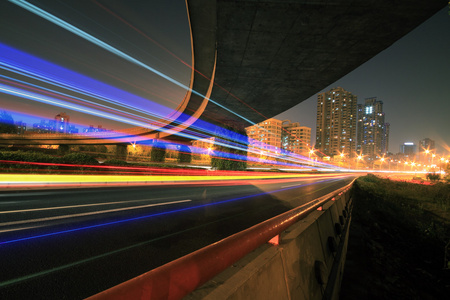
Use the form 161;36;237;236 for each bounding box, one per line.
0;42;324;167
0;173;342;185
10;0;256;125
0;74;166;123
0;43;172;122
0;176;348;246
0;176;349;289
90;1;320;157
3;2;338;170
0;83;158;131
0;46;256;157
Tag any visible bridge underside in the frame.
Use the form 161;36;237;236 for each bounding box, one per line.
192;0;446;128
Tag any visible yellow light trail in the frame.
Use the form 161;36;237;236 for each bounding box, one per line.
0;173;335;185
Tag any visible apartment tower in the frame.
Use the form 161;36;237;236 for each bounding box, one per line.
316;87;357;158
281;120;311;156
357;97;388;161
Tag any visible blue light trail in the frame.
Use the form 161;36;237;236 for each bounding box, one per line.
2;2;336;169
0;177;343;246
9;0;256;126
0;83;160;132
0;42;172;120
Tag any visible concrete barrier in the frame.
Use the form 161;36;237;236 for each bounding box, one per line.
186;189;353;300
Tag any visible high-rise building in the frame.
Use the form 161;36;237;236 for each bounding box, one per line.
400;142;416;158
14;121;26;135
246;118;311;157
382;122;390;154
357;97;388;161
32;119;56;133
246;118;283;154
419;138;435;163
55;112;70;133
419;138;435;152
281;120;311;156
356;104;364;155
316;87;357;158
83;125;108;133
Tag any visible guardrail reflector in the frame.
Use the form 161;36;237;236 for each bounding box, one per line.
268;235;279;246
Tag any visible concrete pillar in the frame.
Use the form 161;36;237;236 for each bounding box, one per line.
58;144;69;155
177;145;192;163
115;144;127;160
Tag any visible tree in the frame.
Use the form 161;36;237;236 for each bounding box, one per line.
0;111;16;133
211;124;248;170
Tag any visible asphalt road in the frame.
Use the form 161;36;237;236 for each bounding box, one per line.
0;173;356;299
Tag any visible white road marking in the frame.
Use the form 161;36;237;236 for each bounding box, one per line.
0;197;184;214
0;199;192;228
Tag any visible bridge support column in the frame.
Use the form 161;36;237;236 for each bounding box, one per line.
177;145;192;163
115;144;127;160
57;144;69;155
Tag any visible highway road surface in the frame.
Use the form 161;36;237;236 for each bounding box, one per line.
0;173;356;299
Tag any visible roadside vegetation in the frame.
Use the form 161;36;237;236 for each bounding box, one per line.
341;174;450;299
0;149;210;174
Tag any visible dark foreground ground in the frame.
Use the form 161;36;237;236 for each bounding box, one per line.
340;175;450;299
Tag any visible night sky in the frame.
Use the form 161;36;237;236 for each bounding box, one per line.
1;1;449;155
276;8;450;154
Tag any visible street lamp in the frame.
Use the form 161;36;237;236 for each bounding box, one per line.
339;152;345;168
309;149;315;166
356;154;363;170
380;157;385;170
439;156;446;173
423;149;430;165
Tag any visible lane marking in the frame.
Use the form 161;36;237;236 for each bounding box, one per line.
0;197;186;214
0;199;191;229
280;175;345;188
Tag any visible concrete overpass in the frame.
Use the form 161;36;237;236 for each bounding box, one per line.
0;0;446;145
187;0;447;128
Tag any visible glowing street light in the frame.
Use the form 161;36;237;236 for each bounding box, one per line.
439;156;446;173
309;149;315;166
339;152;345;168
423;148;431;165
356;154;363;170
380;157;385;170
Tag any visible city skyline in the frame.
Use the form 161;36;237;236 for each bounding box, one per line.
277;8;450;155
